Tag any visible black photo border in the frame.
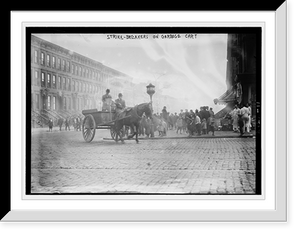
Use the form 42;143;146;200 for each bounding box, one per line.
25;26;262;196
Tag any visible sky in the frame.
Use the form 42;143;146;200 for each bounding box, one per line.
35;33;228;113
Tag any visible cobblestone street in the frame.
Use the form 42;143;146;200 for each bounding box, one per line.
31;128;256;194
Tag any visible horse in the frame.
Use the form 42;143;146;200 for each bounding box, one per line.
113;102;153;143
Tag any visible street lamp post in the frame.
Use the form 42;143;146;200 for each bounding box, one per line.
146;83;155;106
146;83;155;137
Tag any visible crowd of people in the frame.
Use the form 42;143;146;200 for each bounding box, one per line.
47;116;83;132
229;103;252;135
151;106;216;137
146;103;253;137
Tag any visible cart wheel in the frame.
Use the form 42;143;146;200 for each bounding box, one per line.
110;127;118;142
82;114;96;142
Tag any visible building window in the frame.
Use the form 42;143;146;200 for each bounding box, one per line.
63;97;66;110
34;70;39;86
75;81;78;92
57;58;61;70
52;56;56;68
79;66;82;76
58;76;61;89
47;74;51;88
46;54;50;67
34;50;38;63
53;96;56;110
66;61;70;72
72;64;74;74
41;52;45;65
41;72;45;87
62;77;66;90
52;75;56;89
62;60;65;71
75;65;78;75
67;78;70;91
47;95;51;110
68;97;71;110
72;81;75;91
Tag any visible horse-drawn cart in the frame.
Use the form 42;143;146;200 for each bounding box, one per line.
81;109;128;142
82;103;153;143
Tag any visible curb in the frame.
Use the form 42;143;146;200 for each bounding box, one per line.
103;134;255;141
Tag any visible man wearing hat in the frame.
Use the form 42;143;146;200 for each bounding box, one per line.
115;93;126;113
162;106;168;123
114;93;127;131
102;89;112;111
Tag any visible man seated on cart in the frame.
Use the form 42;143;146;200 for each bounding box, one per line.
114;93;127;119
102;89;113;111
115;93;126;111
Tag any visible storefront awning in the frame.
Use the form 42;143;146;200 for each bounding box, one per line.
213;87;236;105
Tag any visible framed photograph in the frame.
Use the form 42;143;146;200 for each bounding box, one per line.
3;2;287;222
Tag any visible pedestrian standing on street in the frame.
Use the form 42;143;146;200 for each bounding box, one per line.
176;117;183;134
179;109;184;118
237;104;244;136
246;103;252;132
201;118;207;135
162;106;168;123
208;115;215;136
77;117;82;131
145;117;151;138
209;107;214;117
158;119;164;137
230;104;240;132
48;118;53;132
65;117;70;131
240;103;250;134
73;118;77;131
58;118;63;131
195;114;201;136
183;109;189;133
173;112;179;129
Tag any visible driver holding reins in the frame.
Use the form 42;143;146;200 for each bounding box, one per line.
115;93;126;113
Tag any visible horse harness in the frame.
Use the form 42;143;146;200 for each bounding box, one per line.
132;104;143;120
